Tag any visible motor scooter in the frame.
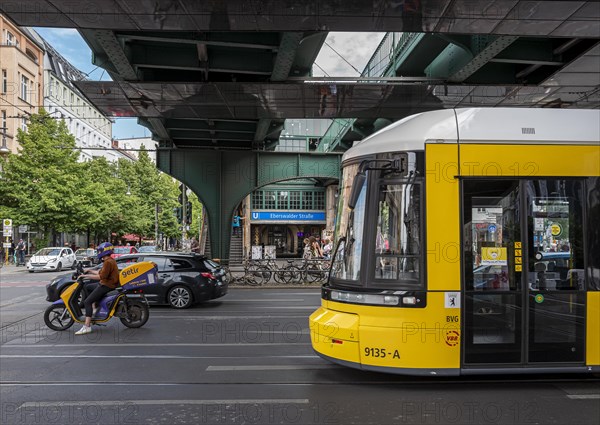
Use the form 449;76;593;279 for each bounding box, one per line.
43;261;158;331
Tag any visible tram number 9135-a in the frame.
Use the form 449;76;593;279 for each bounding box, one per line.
364;347;400;359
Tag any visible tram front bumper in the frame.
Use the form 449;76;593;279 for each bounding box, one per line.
309;307;360;365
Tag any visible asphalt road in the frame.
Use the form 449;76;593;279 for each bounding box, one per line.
1;266;599;425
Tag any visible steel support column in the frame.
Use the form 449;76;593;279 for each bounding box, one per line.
157;149;341;260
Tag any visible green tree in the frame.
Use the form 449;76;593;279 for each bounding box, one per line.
0;109;83;242
114;147;181;243
79;157;127;242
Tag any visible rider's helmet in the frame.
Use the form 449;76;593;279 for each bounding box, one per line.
97;242;114;260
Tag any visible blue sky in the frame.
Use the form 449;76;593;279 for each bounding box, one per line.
34;28;384;140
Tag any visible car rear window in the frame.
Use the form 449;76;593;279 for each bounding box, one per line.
116;256;140;270
165;258;192;271
203;259;220;270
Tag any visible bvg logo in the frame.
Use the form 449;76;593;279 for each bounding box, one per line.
445;330;460;347
121;267;139;279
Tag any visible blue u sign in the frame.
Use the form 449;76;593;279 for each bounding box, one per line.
251;212;325;221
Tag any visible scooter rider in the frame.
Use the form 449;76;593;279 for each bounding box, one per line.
75;242;120;335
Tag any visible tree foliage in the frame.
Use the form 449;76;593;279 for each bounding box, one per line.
0;109;82;234
0;110;188;244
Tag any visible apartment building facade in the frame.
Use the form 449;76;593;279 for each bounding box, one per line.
0;15;44;154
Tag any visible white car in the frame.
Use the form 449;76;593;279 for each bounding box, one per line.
27;247;77;273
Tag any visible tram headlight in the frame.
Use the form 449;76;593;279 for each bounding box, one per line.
330;290;399;306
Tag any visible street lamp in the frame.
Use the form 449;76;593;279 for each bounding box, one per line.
0;128;10;155
126;183;131;196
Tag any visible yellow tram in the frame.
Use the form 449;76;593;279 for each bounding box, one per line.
309;108;600;375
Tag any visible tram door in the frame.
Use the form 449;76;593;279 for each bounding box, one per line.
462;179;586;366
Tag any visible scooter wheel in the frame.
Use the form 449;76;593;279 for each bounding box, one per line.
120;300;149;328
44;305;74;331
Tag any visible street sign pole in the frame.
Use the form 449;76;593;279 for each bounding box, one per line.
3;219;13;263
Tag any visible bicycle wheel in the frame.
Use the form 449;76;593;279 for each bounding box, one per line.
244;265;263;286
282;266;303;284
273;267;287;284
305;263;323;283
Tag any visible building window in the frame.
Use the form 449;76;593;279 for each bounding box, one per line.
265;191;277;209
21;117;27;132
314;192;325;210
290;191;301;209
303;191;314;209
2;70;7;94
277;191;289;209
20;75;29;102
2;110;7;131
63;88;67;105
253;189;326;210
276;138;307;152
252;192;262;208
6;31;15;46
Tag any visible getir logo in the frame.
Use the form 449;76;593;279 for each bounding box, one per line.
121;267;139;279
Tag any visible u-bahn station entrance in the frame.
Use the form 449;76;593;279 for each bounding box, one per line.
3;1;598;263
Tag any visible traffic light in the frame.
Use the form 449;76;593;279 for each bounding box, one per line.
178;183;185;205
174;207;183;223
185;201;192;224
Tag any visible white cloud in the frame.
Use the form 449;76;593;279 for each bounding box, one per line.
313;32;386;77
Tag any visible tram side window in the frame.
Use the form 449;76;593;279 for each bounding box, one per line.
463;180;520;291
374;182;421;285
527;180;584;291
586;177;600;291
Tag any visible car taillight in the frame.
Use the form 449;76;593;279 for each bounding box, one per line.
201;272;215;279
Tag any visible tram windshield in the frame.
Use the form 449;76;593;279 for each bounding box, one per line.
331;163;367;281
373;181;421;284
331;160;423;286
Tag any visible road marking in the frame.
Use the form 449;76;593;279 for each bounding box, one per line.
207;365;332;371
566;394;600;399
0;294;38;308
149;315;310;319
0;343;312;348
258;306;315;309
1;354;318;359
226;299;306;302
18;399;310;407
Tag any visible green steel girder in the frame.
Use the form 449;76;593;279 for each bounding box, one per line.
491;39;562;65
157;149;341;261
425;34;518;82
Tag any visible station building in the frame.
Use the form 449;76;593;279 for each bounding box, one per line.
233;119;338;260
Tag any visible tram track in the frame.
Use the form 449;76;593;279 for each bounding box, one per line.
1;375;598;387
0;311;43;331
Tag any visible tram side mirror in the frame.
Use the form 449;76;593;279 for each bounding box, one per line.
348;171;366;210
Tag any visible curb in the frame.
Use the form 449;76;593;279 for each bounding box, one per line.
229;283;322;289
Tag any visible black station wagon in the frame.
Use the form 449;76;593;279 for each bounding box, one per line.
46;253;228;308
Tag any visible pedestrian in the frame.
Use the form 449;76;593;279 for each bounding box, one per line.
8;239;15;264
190;238;200;253
322;238;333;259
309;236;323;259
75;242;120;335
232;214;243;236
302;238;312;259
16;239;26;266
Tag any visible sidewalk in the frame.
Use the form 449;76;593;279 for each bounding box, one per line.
226;265;323;288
